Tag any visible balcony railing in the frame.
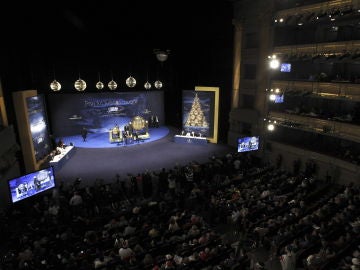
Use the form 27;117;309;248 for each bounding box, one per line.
269;111;360;143
271;80;360;101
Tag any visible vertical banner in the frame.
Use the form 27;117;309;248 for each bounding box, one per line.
182;86;219;143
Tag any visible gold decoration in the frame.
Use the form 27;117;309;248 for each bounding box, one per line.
184;93;209;127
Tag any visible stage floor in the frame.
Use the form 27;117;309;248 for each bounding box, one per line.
54;126;235;185
58;127;169;149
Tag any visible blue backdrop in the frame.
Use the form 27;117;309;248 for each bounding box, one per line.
47;91;164;137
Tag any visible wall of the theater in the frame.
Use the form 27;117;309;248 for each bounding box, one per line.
266;141;360;185
0;125;21;210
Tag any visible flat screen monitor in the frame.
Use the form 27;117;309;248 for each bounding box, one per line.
274;94;284;103
26;95;52;161
280;63;291;72
8;167;56;203
237;136;259;153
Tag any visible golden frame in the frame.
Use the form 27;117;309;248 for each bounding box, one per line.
195;86;219;144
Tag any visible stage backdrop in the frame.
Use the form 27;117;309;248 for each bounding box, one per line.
47;91;164;137
182;86;219;143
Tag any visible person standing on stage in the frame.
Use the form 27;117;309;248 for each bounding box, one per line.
81;127;88;142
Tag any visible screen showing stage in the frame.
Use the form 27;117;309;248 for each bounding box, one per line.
280;63;291;72
274;94;284;103
237;136;259;153
182;90;215;137
26;95;52;161
47;91;164;137
8;166;56;203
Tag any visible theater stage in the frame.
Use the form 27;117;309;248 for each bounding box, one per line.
58;126;170;149
54;126;235;185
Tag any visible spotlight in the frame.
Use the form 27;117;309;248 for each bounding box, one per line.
269;94;276;101
269;58;280;69
268;55;280;69
267;124;275;131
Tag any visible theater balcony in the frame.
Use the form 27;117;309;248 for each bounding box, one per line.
273;0;360;38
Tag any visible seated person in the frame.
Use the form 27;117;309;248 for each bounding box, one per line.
112;126;120;139
123;130;131;144
55;146;63;155
57;138;65;148
132;132;139;142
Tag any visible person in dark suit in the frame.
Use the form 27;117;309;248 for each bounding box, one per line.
81;127;88;142
34;177;41;191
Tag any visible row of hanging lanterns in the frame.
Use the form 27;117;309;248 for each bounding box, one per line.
50;49;170;92
50;76;163;92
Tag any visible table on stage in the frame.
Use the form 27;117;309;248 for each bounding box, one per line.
174;134;208;145
49;145;76;170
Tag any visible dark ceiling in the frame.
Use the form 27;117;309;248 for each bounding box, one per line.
0;1;235;138
0;1;234;92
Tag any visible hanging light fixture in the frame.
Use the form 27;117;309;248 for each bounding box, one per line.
50;66;61;91
108;80;117;90
126;76;136;88
96;72;104;90
154;49;171;62
144;72;151;90
144;81;152;90
154;80;163;89
50;80;61;91
108;71;117;90
74;75;87;91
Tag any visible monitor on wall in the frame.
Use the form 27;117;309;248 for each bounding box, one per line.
280;63;291;72
274;94;284;103
8;166;56;204
237;136;259;153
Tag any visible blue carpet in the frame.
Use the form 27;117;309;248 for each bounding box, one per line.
57;127;169;149
54;126;235;185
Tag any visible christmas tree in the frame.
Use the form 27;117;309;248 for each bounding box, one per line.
184;93;209;127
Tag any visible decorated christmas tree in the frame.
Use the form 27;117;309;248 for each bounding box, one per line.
184;93;209;127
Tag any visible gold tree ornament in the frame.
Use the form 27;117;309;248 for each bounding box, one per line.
184;93;209;127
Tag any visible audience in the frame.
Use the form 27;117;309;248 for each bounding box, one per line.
0;152;358;270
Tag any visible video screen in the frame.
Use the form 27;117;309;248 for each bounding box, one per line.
274;94;284;103
238;136;259;153
26;95;52;161
8;167;56;203
280;63;291;72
